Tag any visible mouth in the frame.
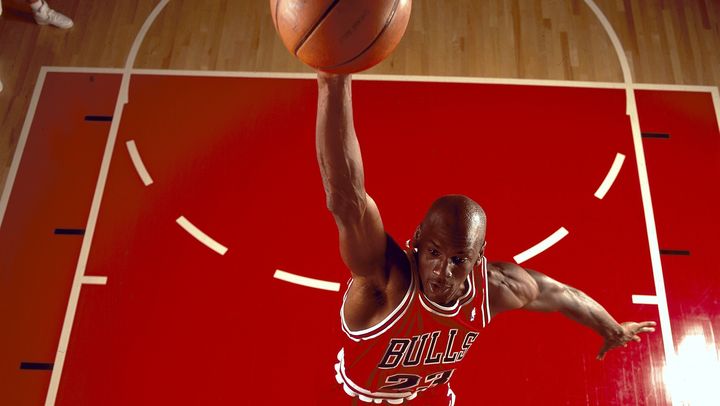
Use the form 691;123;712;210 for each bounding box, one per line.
427;280;451;296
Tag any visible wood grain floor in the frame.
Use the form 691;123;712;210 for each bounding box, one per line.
0;0;719;194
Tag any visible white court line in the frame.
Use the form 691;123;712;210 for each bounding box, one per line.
594;153;625;199
583;0;677;385
632;295;659;305
513;227;569;264
39;67;719;93
273;270;341;292
126;140;154;186
176;216;228;255
81;276;108;286
29;37;716;406
0;70;47;229
44;2;170;405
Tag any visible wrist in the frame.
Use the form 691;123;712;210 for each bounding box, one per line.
600;322;624;340
317;72;350;88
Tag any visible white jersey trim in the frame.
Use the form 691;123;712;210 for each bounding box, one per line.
482;257;491;324
340;250;417;341
335;348;419;404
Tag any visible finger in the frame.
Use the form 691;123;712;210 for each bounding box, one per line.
597;345;610;360
633;335;641;342
639;321;657;327
637;327;655;334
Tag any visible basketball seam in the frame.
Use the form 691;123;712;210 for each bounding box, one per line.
293;0;342;56
321;0;402;71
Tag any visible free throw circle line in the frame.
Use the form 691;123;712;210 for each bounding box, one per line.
513;227;569;264
273;270;341;292
594;153;625;199
176;216;228;255
126;140;154;186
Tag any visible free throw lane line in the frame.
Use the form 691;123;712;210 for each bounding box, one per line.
583;0;675;383
513;227;569;264
44;2;171;405
273;270;341;292
176;216;229;255
594;153;625;199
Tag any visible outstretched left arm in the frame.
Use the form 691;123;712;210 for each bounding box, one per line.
487;262;656;359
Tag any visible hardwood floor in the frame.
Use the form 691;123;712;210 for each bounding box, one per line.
0;0;719;193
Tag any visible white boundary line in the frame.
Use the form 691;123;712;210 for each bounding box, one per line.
594;153;626;199
632;295;659;305
176;216;229;256
273;270;341;292
583;0;678;384
0;69;47;229
44;2;170;405
513;227;569;264
126;140;154;186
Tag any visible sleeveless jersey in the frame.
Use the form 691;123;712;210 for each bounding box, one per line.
334;245;491;404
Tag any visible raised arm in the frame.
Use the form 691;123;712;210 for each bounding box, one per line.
487;262;656;359
316;73;389;283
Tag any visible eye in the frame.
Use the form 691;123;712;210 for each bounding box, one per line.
429;248;440;257
451;256;468;265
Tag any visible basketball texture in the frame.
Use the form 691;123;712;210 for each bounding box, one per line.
271;0;412;73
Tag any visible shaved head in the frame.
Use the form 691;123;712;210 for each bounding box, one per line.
416;195;486;253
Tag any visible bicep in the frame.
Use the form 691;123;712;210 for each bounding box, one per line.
335;194;390;281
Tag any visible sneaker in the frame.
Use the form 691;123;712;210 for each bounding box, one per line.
33;1;74;29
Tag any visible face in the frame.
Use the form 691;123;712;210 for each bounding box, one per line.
413;224;484;306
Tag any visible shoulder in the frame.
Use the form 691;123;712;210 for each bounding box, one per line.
486;261;540;315
487;261;532;284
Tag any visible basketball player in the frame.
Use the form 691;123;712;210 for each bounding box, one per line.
316;72;656;405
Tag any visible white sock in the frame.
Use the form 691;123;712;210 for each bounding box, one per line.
30;1;44;12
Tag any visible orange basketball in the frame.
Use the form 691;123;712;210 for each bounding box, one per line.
271;0;412;74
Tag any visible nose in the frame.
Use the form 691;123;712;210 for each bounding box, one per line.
433;258;452;279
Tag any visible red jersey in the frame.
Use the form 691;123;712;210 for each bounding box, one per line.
334;245;491;405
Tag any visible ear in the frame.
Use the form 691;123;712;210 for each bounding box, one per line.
475;240;487;265
411;225;422;251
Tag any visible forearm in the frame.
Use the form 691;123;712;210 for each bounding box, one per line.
316;74;367;217
557;285;624;341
